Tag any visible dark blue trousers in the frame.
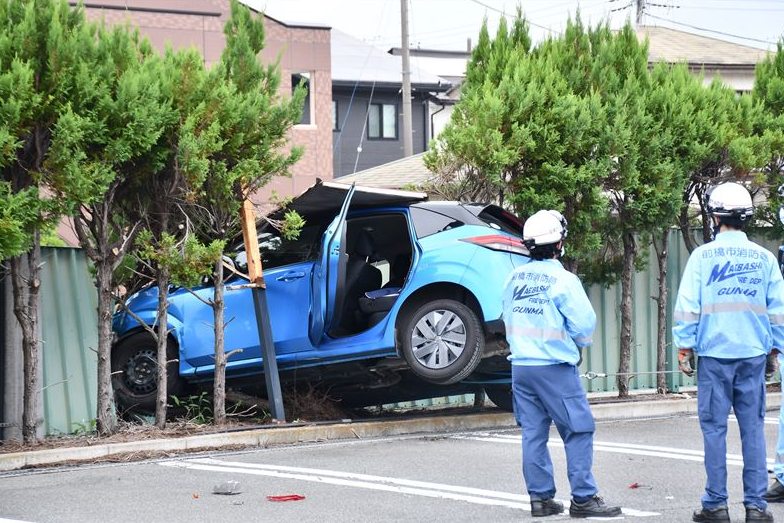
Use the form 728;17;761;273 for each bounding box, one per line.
697;355;767;510
512;363;598;500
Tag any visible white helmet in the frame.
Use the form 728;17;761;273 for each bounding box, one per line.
523;210;566;250
547;210;568;239
705;182;753;221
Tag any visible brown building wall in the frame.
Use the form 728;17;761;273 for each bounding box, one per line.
80;0;332;202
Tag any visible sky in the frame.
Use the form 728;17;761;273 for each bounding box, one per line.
247;0;784;52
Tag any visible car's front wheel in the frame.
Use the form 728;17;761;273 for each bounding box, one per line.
111;331;184;413
399;299;484;385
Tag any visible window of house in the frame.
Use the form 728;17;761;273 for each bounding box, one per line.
292;72;314;126
368;103;397;139
332;100;339;131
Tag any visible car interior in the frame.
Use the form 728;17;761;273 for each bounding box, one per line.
336;213;413;336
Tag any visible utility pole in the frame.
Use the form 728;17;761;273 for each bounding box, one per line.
400;0;413;157
635;0;645;24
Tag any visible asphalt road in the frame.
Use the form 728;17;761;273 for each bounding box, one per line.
1;414;784;523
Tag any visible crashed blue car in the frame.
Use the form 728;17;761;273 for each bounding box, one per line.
111;181;526;412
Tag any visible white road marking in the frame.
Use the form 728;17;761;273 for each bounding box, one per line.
159;458;659;517
686;415;779;425
455;433;774;467
0;519;38;523
730;415;779;425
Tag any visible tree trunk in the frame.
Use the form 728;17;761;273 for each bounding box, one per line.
95;260;116;435
10;231;41;444
678;206;697;254
617;231;635;398
212;256;226;425
653;230;669;394
700;206;712;244
154;266;170;429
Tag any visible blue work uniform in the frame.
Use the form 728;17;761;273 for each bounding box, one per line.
775;353;784;487
502;258;598;501
673;230;784;510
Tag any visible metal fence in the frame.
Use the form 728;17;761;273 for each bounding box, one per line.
3;232;778;434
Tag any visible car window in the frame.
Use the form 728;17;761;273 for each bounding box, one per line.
409;207;463;239
477;206;523;237
235;221;323;270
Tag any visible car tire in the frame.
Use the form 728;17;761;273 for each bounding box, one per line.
399;299;484;385
111;331;184;414
485;385;514;412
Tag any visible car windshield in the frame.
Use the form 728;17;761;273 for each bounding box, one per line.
235;221;323;270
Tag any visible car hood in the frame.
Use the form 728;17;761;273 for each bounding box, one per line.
268;179;428;220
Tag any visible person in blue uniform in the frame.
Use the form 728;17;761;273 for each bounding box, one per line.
764;350;784;505
502;209;621;518
674;182;784;523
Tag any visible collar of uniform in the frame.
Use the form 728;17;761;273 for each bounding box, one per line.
714;230;748;242
540;258;564;268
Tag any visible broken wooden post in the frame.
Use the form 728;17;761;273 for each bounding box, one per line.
240;199;286;422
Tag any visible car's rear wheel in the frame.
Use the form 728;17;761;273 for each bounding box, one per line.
111;331;184;414
485;385;514;412
399;299;484;385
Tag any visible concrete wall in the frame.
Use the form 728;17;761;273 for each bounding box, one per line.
332;86;431;177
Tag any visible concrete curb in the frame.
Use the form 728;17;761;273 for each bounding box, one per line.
0;393;780;472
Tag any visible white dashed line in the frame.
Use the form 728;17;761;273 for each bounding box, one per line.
454;432;774;467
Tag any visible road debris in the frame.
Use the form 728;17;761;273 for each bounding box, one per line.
213;480;242;495
267;494;306;502
628;482;653;490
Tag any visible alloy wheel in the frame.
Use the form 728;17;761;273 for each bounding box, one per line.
411;309;467;369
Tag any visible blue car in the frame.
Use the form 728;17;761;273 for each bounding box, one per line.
111;181;528;412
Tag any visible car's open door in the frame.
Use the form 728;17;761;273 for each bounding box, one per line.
309;184;356;345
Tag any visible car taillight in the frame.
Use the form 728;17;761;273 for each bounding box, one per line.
460;235;530;256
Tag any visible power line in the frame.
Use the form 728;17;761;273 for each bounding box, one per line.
644;12;779;45
653;4;784;12
465;0;562;34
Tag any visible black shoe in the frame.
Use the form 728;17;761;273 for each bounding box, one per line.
746;506;774;523
692;506;730;523
569;495;622;518
531;498;564;517
765;480;784;503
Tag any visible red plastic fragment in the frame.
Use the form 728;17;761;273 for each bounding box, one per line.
267;494;306;502
629;483;640;489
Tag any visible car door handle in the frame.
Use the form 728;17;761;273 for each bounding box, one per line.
276;270;306;282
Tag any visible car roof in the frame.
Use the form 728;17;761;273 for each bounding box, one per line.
268;179;428;220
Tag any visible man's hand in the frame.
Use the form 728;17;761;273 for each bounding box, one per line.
766;349;780;381
678;349;695;377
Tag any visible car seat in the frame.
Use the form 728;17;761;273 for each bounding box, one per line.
339;229;382;333
359;253;411;326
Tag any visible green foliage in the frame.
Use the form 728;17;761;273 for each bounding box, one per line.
751;38;784;236
171;1;306;285
426;13;611;277
0;183;40;259
40;223;66;248
171;392;214;425
136;230;224;289
281;210;306;241
70;418;97;436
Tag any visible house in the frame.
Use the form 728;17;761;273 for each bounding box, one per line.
338;152;434;189
48;0;333;246
331;30;451;178
387;46;470;140
635;25;770;93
